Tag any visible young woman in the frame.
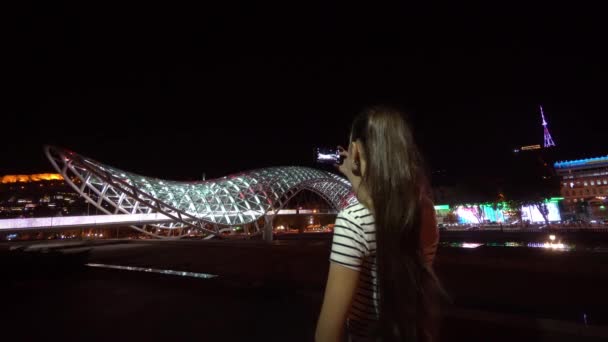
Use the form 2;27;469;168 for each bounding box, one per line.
315;107;441;342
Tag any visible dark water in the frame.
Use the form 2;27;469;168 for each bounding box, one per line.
3;238;608;341
439;230;608;253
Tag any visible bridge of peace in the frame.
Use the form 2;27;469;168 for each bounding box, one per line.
0;146;356;241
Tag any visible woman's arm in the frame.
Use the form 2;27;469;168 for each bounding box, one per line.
420;196;439;266
315;263;360;342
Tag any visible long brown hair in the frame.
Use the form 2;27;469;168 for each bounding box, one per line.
350;106;440;341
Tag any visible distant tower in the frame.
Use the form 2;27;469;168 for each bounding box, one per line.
540;105;556;148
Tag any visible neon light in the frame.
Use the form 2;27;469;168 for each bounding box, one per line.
521;202;561;223
482;204;506;223
434;204;450;210
540;105;556;147
554;155;608;169
454;204;507;224
451;202;560;224
455;206;481;224
521;144;541;150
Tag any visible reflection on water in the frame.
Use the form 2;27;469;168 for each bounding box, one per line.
526;242;572;250
487;241;523;247
86;263;218;279
441;242;484;249
441;240;575;251
458;242;483;248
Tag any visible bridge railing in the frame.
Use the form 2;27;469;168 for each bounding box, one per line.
0;213;174;231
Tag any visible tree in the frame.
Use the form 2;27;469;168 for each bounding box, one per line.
445;210;459;224
502;148;561;225
505;198;552;227
490;193;507;224
509;201;524;228
506;200;524;227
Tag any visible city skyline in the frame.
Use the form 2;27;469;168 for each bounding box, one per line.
3;4;608;341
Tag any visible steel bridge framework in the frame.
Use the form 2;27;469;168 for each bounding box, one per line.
45;146;355;239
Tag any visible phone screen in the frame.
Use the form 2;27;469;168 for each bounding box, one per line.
315;147;342;164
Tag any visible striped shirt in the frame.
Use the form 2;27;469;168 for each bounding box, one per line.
329;198;439;341
329;202;378;340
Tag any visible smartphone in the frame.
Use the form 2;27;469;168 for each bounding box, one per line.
315;147;343;165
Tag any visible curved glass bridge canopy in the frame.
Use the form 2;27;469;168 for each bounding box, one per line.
45;146;355;238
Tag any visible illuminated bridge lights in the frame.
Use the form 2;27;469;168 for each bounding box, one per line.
44;146;356;239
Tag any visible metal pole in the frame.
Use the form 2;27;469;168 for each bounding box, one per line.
263;215;273;243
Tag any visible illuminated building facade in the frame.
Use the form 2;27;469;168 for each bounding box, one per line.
1;174;64;183
555;155;608;220
0;173;87;218
433;200;562;225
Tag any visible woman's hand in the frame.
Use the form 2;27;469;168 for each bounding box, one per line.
336;145;360;186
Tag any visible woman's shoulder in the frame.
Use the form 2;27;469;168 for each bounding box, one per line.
339;202;373;222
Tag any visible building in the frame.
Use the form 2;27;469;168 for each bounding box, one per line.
0;173;89;218
554;155;608;220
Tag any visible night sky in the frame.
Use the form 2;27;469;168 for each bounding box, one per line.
3;2;607;182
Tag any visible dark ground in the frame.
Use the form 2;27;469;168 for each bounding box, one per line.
2;234;608;341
